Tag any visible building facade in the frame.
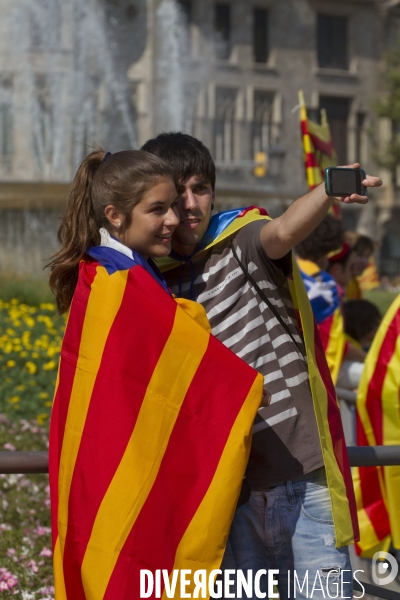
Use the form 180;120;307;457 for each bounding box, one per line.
126;0;400;274
1;0;400;274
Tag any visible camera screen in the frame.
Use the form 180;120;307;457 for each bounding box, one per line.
330;170;358;195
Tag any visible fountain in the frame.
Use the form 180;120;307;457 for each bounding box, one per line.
0;0;144;276
6;0;137;181
0;0;199;277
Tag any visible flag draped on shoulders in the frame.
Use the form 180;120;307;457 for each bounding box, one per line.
158;207;359;548
296;258;347;385
49;240;264;600
354;294;400;556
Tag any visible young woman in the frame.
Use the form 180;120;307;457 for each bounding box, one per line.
48;149;264;600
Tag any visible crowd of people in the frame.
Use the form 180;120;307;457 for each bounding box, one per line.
296;215;382;391
48;132;389;600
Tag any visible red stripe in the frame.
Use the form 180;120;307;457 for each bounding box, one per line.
305;153;318;169
49;260;97;550
364;310;400;446
238;206;269;217
356;413;390;539
318;314;334;352
61;266;177;599
313;319;359;540
301;120;309;135
104;336;259;599
309;133;334;157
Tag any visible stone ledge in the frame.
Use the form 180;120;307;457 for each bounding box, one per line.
0;182;70;209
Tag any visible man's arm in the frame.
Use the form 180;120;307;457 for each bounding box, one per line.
260;164;382;260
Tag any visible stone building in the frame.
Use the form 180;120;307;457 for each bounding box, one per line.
126;0;400;275
1;0;400;275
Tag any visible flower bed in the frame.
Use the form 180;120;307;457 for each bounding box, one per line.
0;415;53;599
0;300;65;422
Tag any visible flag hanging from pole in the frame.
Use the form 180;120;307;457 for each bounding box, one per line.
49;247;264;600
298;91;341;217
354;294;400;556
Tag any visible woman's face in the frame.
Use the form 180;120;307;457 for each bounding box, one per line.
107;178;179;259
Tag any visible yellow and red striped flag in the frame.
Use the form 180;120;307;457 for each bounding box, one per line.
49;248;263;599
354;294;400;556
298;91;341;218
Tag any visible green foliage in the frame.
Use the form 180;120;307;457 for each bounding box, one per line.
0;275;54;307
0;299;65;422
0;416;53;599
375;44;400;173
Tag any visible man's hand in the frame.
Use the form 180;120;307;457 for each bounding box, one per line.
260;163;382;260
338;163;382;205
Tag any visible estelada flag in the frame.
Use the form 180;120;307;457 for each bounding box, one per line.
353;294;400;556
296;258;347;385
158;207;359;548
49;242;264;600
298;91;341;218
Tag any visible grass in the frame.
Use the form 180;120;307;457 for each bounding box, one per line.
0;276;54;308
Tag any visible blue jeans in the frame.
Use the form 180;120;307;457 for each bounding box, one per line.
221;467;353;600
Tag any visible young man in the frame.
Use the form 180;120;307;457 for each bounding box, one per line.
142;133;382;600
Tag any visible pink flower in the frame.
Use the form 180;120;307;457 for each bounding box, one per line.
35;525;51;536
26;559;39;573
3;442;16;451
39;547;52;557
0;567;18;590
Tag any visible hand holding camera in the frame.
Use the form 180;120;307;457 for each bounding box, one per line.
324;163;382;203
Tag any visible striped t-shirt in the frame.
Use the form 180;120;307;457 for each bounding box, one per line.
164;221;323;489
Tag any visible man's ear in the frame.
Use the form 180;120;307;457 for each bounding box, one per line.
211;189;216;211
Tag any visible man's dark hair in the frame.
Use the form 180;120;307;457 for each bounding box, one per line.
295;215;345;262
343;299;381;343
141;132;216;189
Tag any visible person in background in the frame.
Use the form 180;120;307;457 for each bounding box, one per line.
296;216;364;386
343;299;381;352
345;234;376;300
325;244;367;388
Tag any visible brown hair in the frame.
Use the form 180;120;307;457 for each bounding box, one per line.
48;148;173;314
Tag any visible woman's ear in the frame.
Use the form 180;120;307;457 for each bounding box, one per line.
104;205;123;231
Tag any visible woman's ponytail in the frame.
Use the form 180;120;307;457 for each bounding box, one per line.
48;149;105;314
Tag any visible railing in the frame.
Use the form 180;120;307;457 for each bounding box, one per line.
2;446;400;474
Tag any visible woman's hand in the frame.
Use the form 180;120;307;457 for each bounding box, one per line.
261;388;271;407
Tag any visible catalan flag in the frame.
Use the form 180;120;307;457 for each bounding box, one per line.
298;91;341;218
158;207;359;548
49;244;264;599
296;258;347;385
354;294;400;556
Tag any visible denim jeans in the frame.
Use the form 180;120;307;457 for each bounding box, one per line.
221;467;353;600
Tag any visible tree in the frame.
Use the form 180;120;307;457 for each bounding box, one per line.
375;43;400;175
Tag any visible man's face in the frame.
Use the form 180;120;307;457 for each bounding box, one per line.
171;174;215;256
